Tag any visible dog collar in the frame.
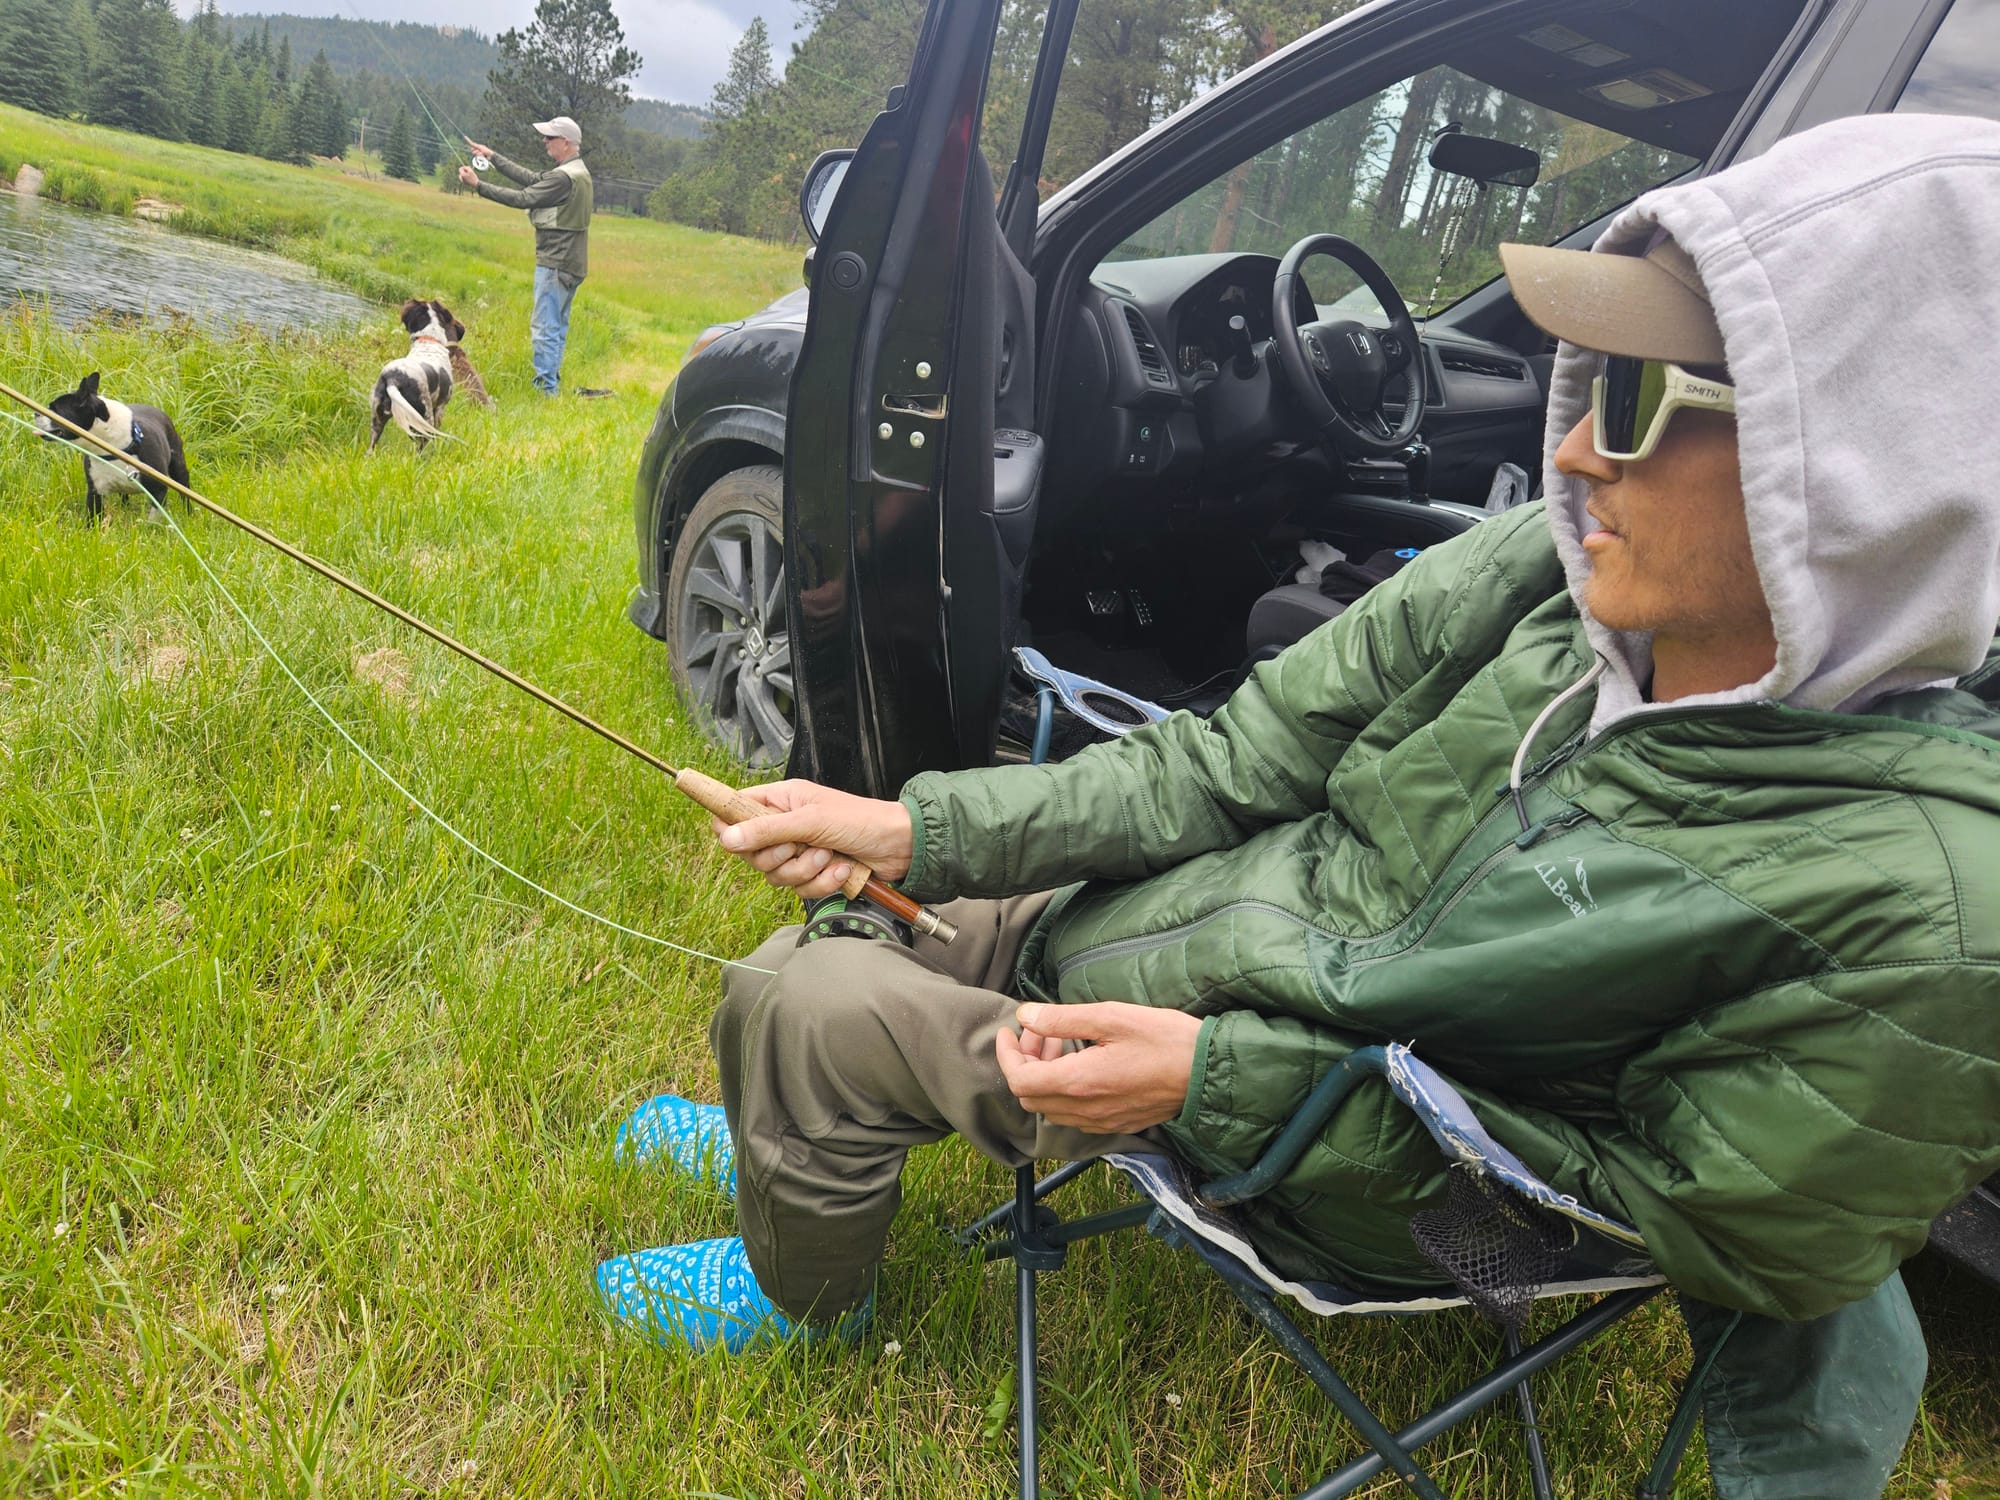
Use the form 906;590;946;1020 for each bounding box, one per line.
411;333;450;346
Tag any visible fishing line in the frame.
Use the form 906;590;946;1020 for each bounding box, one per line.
330;0;476;168
151;498;780;975
0;399;780;972
0;379;957;940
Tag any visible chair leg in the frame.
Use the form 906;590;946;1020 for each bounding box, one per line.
1635;1309;1740;1500
957;1159;1099;1246
966;1159;1127;1499
1010;1162;1055;1500
1219;1278;1450;1500
1298;1285;1662;1499
1017;1254;1040;1500
1505;1327;1553;1500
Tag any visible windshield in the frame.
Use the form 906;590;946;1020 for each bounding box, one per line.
1103;64;1698;317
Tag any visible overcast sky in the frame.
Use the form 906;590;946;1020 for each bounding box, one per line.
194;0;803;106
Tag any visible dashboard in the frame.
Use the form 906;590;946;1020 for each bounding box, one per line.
1051;251;1548;508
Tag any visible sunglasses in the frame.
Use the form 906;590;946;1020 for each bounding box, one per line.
1590;357;1735;462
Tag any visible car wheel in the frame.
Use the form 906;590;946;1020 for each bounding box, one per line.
666;465;794;768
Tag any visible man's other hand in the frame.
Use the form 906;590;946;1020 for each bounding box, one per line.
712;779;914;898
456;165;480;187
996;1002;1201;1134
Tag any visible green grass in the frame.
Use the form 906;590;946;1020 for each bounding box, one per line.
3;110;1998;1499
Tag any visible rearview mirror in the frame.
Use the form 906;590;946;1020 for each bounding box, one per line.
800;150;854;244
1428;131;1540;189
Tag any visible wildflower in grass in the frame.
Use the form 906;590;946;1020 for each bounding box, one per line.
180;827;194;840
1164;1392;1182;1408
53;1220;68;1239
882;1340;901;1357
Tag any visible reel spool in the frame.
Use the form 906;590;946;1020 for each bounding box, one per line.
471;154;492;172
798;894;914;947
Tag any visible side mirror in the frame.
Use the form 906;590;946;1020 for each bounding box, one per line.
1428;131;1540;189
800;149;855;244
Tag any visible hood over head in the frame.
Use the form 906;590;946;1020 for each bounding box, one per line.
1518;112;2000;733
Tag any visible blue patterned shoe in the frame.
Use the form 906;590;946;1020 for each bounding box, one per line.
596;1237;871;1354
613;1095;736;1195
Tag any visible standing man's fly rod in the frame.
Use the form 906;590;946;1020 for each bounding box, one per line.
0;376;958;943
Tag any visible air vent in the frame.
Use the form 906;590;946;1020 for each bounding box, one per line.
1438;349;1528;381
1121;304;1175;388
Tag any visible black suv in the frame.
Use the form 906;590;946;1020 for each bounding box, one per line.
634;0;1994;775
631;0;1997;1260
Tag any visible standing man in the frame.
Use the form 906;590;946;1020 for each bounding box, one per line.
459;117;593;396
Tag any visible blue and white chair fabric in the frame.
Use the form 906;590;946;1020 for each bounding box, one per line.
1108;1049;1663;1317
1012;646;1169;752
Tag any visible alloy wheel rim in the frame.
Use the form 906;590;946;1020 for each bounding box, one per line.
677;509;793;767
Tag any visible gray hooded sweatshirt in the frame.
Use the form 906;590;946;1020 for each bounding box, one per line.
1538;111;2000;732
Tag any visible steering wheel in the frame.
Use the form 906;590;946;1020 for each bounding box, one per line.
1271;234;1426;456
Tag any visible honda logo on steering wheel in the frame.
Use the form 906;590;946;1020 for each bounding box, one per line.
1346;330;1373;356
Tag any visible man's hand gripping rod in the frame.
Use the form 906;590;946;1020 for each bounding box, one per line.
0;377;959;945
671;770;955;941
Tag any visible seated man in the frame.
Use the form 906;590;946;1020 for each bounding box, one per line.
601;113;2000;1498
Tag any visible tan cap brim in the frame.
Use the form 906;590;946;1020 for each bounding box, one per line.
1499;241;1726;367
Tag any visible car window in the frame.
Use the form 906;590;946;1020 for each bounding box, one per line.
982;0;1360;202
1101;63;1698;317
1896;0;2000;119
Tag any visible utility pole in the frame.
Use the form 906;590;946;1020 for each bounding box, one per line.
352;113;371;177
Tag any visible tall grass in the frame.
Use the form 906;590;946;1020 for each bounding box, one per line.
37;163;136;217
2;109;1997;1500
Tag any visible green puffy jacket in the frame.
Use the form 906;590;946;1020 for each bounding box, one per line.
900;505;2000;1321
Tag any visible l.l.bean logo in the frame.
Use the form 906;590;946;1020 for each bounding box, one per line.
1533;858;1598;919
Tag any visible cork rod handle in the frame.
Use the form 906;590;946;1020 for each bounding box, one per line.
672;770;957;942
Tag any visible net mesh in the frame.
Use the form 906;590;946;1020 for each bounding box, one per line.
1408;1164;1575;1329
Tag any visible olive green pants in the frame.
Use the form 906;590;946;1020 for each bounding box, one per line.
712;894;1924;1499
712;894;1152;1321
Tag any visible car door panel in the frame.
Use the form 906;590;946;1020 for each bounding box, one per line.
784;0;1004;797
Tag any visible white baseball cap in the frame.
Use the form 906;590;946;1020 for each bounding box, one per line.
1498;237;1725;368
532;115;582;145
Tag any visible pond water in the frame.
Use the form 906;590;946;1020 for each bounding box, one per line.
0;189;374;336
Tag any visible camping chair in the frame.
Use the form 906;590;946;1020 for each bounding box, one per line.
961;652;1738;1500
960;1045;1741;1500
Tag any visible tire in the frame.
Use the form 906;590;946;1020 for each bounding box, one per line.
666;465;794;768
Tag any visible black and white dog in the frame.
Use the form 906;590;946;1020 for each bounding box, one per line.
369;298;465;452
36;371;190;521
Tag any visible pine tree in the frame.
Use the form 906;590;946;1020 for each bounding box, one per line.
222;58;258;154
710;18;773;121
382;104;418;180
86;0;181;138
293;49;345;157
260;89;300;163
274;32;290;85
414;111;442;174
0;0;83;116
478;0;640;169
179;0;225;146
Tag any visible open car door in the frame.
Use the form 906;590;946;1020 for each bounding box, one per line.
784;0;1077;797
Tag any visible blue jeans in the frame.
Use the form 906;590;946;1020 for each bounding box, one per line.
531;265;579;394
